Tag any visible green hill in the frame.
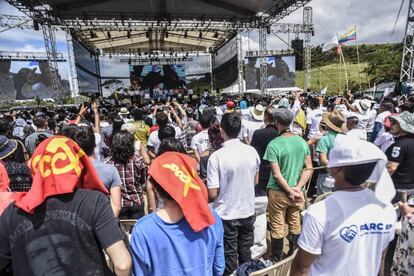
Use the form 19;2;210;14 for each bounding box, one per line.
295;43;402;93
295;62;369;93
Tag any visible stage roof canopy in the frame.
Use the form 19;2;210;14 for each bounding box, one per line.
7;0;310;53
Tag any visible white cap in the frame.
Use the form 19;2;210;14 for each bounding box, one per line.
328;134;395;204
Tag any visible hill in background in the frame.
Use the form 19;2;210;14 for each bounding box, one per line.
295;43;402;94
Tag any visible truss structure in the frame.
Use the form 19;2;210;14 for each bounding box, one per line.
401;0;414;82
0;50;64;61
259;27;268;94
303;7;312;89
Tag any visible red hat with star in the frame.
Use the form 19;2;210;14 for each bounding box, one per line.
148;152;215;232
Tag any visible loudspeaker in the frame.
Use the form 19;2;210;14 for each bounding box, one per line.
291;39;303;70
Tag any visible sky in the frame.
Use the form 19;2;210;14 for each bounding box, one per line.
0;0;407;80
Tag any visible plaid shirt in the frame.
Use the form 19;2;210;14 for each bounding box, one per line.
107;156;147;207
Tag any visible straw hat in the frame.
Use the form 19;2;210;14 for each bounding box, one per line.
118;107;130;116
322;111;345;133
250;104;265;121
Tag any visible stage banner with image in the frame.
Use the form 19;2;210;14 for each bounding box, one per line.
244;55;296;90
129;64;186;91
0;59;70;101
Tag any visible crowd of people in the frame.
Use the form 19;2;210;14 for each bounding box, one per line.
0;88;413;275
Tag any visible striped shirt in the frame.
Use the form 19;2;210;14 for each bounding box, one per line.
107;156;147;207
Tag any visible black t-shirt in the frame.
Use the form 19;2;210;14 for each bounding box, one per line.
251;125;278;191
0;188;123;275
386;135;414;189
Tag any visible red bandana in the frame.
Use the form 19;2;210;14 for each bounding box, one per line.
149;152;215;232
13;136;108;213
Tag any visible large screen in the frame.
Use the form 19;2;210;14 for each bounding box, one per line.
129;64;186;91
0;59;70;101
73;39;100;94
244;55;296;90
212;36;238;90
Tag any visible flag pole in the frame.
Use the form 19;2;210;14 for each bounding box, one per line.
355;26;362;91
340;46;349;92
339;46;342;92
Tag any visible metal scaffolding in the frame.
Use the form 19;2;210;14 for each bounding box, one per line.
66;31;79;98
303;7;312;89
401;0;414;82
41;22;62;101
259;27;267;94
237;32;244;94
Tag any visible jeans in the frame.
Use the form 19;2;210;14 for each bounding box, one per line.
222;215;255;276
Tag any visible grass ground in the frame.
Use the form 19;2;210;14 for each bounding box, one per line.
295;62;369;93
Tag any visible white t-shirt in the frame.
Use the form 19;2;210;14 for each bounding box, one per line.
375;111;391;137
347;128;367;140
298;189;396;276
366;109;377;133
190;129;210;154
348;111;370;130
306;108;324;139
374;132;394;152
242;119;264;143
147;125;182;153
207;139;260;220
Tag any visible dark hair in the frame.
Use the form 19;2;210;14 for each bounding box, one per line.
156;111;169;128
264;107;276;125
35;134;49;149
48;118;57;133
309;97;320;109
144;116;153;127
158;125;176;141
208;123;223;151
111;130;134;164
381;101;394;113
343;161;377;186
157;138;186;156
132;108;144;121
346;116;359;125
0;118;10;136
399;103;414;113
220;113;241;139
33;115;47;128
199;112;215;129
61;124;78;141
149;177;172;200
112;118;124;137
72;126;96;156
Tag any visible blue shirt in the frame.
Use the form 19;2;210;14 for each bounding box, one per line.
91;160;122;190
130;209;225;276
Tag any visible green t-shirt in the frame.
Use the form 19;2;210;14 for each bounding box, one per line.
264;135;310;191
316;131;337;159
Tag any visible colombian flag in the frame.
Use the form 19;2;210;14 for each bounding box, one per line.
338;26;357;44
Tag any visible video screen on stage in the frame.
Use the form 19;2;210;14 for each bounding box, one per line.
0;59;70;101
212;35;238;90
73;39;100;94
212;55;238;90
244;55;296;90
129;64;186;91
